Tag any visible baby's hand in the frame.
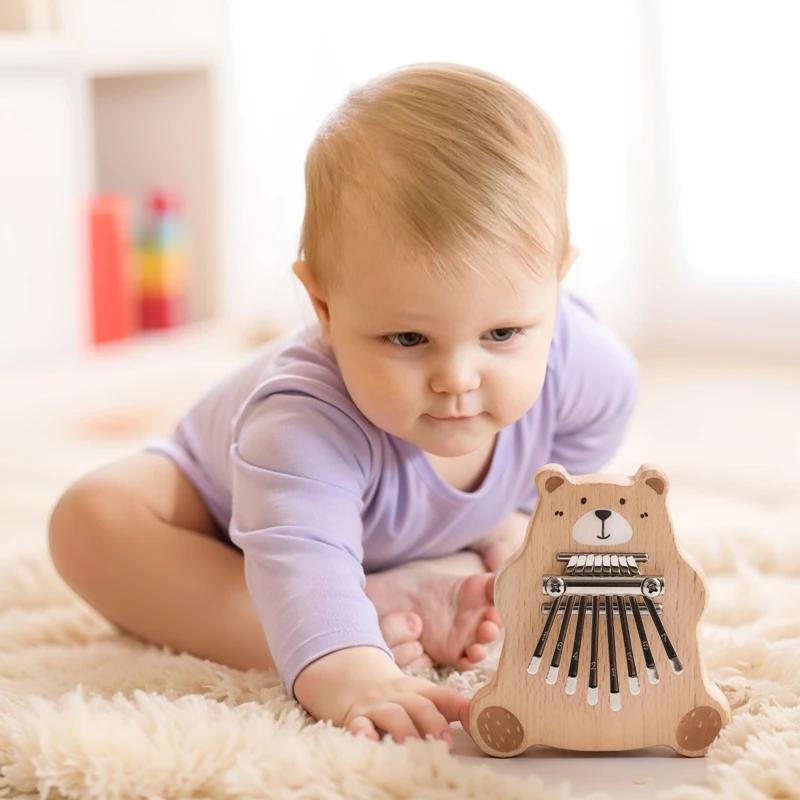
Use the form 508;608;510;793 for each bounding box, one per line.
344;674;469;746
295;647;470;748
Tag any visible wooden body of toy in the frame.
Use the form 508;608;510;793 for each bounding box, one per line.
470;464;730;758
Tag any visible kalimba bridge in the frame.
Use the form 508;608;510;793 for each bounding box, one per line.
528;552;683;710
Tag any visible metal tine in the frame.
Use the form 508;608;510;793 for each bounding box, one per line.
615;595;640;695
605;596;622;711
588;596;600;705
603;555;612;576
547;596;576;684
618;555;630;576
642;595;684;674
528;595;562;674
627;556;640;575
566;596;588;695
628;596;659;684
584;554;594;575
575;554;587;575
595;556;604;575
565;555;579;575
610;554;621;575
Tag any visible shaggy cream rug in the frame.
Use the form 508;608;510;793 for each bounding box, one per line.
1;482;799;800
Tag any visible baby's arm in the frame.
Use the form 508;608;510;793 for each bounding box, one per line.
294;646;469;745
230;394;469;744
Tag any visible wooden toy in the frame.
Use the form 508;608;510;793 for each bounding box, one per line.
137;189;189;330
469;464;731;758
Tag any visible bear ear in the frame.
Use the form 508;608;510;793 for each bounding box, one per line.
535;464;570;495
634;464;670;496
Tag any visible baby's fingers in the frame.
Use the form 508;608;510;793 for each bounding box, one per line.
418;685;471;732
399;695;455;748
367;702;422;744
347;715;380;742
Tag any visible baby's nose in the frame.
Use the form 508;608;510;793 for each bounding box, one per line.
429;358;480;395
595;509;611;522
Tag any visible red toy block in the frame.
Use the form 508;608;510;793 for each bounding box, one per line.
89;195;136;345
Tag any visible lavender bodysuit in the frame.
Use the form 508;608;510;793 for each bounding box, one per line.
148;291;639;696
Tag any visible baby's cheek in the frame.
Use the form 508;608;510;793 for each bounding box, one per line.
353;371;415;428
498;368;545;421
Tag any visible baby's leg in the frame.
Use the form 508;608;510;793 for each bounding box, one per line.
366;551;502;671
49;453;427;672
48;453;274;672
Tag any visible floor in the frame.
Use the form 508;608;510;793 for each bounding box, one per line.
1;325;798;799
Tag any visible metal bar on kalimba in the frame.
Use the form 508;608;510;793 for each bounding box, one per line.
605;596;621;710
588;596;600;705
528;594;563;674
628;595;659;684
642;595;684;674
547;595;576;684
565;555;579;575
615;594;640;695
566;595;588;695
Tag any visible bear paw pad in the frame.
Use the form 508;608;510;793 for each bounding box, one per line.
676;705;722;753
476;706;524;754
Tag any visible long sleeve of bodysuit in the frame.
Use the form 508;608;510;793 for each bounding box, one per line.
227;392;393;699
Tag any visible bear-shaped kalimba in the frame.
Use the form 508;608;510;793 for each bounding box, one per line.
469;464;730;757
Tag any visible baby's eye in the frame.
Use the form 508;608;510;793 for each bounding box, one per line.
384;332;425;347
485;327;522;342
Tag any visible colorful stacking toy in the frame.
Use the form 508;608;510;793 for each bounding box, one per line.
137;189;189;330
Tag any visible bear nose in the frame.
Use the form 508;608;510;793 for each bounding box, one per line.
595;509;612;522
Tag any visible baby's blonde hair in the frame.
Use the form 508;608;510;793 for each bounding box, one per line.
299;63;570;287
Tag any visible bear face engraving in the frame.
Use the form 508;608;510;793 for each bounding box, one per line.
572;507;632;545
536;464;669;551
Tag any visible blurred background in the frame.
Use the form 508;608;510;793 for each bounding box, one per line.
0;0;798;560
2;0;799;367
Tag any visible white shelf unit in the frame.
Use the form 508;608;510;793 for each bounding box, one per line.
0;38;89;368
0;0;230;368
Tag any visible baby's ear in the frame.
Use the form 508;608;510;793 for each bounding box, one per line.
634;464;670;496
535;464;570;496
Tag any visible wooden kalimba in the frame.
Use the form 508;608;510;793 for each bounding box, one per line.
469;464;730;757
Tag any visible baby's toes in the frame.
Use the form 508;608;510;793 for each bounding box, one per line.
379;611;424;666
486;573;496;604
404;653;434;670
477;618;500;644
486;606;502;626
455;643;487;671
393;639;427;668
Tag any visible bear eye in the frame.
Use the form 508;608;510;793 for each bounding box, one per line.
620;498;626;505
580;497;587;505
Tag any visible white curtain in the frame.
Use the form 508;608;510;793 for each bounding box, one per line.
658;0;800;289
225;0;800;357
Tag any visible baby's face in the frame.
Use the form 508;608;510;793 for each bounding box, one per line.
319;237;561;459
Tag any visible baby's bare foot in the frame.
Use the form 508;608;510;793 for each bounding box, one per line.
378;611;432;669
367;569;501;671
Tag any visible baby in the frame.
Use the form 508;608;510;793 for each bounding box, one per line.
48;63;638;749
